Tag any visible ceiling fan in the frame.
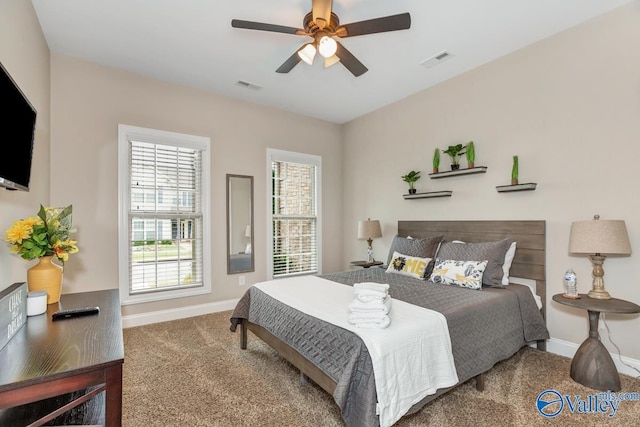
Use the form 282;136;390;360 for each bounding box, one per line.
231;0;411;77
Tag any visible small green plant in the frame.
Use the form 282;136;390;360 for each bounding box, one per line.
511;155;519;184
401;170;421;191
466;141;475;167
443;144;466;167
432;148;440;172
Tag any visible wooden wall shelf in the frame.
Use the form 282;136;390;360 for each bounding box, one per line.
496;183;537;192
429;166;487;179
403;191;453;199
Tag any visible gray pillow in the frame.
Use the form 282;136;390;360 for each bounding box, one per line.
385;235;443;274
433;238;515;287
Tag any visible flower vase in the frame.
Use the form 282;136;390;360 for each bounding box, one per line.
27;256;63;304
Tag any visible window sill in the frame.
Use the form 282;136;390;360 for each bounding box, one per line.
120;285;210;306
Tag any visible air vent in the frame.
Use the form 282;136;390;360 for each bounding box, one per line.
235;80;263;91
420;51;454;69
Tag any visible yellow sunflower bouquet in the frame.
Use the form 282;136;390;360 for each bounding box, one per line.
5;205;79;263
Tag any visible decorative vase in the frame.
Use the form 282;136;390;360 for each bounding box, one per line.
408;188;417;194
27;256;63;304
468;162;475;169
433;167;439;174
451;164;460;171
511;178;519;185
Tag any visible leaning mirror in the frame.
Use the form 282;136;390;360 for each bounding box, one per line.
227;174;254;274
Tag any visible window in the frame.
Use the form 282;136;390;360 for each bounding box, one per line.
267;149;321;279
118;125;211;305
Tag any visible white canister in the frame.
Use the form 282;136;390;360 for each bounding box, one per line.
27;291;48;316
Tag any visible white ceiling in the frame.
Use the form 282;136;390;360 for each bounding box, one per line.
31;0;633;124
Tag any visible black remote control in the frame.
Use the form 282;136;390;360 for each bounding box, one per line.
52;306;100;321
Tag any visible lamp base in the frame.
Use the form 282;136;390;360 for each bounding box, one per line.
366;239;375;263
587;254;611;299
588;289;611;300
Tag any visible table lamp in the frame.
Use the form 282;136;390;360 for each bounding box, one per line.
569;215;631;299
357;218;382;263
245;225;252;254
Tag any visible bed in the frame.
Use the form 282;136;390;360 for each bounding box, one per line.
230;220;549;426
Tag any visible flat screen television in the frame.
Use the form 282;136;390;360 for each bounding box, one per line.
0;61;37;191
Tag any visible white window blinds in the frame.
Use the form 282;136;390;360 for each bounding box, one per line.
128;140;204;293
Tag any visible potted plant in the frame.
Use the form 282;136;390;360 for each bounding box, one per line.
401;170;420;194
511;155;519;185
466;141;475;168
432;148;440;174
442;144;466;170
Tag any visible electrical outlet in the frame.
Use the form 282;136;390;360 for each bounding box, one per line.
239;276;245;286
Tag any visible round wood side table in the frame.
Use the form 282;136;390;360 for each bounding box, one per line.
552;293;640;391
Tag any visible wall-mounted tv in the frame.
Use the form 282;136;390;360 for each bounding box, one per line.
0;61;37;191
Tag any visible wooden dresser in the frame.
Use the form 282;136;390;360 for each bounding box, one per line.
0;289;124;426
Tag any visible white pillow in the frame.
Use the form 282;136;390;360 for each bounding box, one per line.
429;259;488;290
502;242;517;285
386;251;431;280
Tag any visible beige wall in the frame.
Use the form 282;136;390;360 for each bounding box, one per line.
48;54;343;316
342;3;640;359
0;0;50;289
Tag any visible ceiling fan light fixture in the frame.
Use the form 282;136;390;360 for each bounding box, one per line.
324;55;340;68
298;43;317;65
318;36;337;58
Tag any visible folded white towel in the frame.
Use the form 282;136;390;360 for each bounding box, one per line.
353;315;391;329
353;282;390;294
348;311;390;324
348;296;392;314
354;289;388;303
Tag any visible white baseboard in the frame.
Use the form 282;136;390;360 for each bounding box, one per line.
122;298;239;328
547;337;640;378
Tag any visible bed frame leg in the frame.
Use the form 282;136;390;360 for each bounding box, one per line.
240;319;248;350
475;373;485;391
536;339;546;352
300;372;309;385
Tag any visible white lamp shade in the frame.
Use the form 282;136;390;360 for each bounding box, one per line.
298;43;316;65
318;36;337;58
358;219;382;240
324;55;340;68
569;216;631;255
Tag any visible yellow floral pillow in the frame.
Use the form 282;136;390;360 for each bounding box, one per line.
429;259;488;290
385;251;431;280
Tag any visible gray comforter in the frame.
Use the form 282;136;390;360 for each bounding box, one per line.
230;268;549;427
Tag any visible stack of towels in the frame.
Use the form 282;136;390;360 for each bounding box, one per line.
347;282;392;329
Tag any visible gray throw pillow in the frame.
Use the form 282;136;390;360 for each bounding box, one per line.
433;238;515;287
385;235;443;275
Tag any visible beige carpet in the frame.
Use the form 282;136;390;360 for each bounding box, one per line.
122;311;640;426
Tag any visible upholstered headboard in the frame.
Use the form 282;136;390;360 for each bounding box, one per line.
397;220;546;319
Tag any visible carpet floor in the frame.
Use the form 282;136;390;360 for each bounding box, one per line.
122;311;640;426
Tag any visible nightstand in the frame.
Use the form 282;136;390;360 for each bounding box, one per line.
350;261;383;269
552;294;640;391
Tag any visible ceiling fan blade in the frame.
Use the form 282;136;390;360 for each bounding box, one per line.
335;13;411;38
232;19;304;35
312;0;333;29
334;41;367;77
276;47;304;73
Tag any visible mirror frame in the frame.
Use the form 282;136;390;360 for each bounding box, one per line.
226;174;254;274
